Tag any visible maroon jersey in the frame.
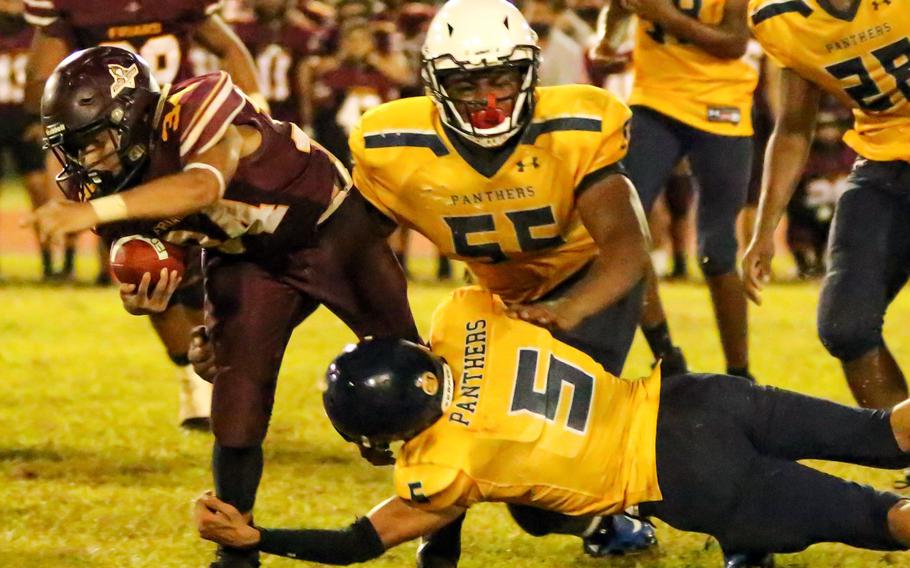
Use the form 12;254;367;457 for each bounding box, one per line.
231;15;321;124
25;0;218;84
0;17;32;119
109;72;350;256
313;62;398;135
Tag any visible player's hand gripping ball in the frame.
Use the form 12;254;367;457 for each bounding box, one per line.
110;235;186;315
110;235;185;287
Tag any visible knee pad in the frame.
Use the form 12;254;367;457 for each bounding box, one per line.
698;245;737;277
817;310;883;362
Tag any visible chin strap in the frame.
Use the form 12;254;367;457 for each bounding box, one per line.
469;93;507;129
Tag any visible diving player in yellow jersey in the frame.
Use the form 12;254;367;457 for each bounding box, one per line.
196;285;910;567
347;0;675;559
600;0;758;381
743;0;910;410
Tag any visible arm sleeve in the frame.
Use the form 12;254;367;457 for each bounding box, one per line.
166;71;248;160
573;93;633;193
347;121;399;223
256;516;385;565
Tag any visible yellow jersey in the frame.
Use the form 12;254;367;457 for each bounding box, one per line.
393;287;663;516
630;0;760;136
749;0;910;162
349;85;632;304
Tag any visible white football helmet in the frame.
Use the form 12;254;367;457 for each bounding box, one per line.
421;0;540;148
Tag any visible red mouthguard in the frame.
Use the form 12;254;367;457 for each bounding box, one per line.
469;93;507;129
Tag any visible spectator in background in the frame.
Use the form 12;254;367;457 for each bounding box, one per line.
786;105;855;280
309;16;408;167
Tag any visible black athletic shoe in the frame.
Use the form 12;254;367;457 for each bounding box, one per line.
582;514;657;557
417;512;464;568
654;346;688;377
209;547;260;568
723;551;774;568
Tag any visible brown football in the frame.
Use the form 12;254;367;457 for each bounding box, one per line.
110;235;186;287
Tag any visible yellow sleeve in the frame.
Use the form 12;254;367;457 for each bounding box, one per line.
573;94;633;193
394;464;480;511
348;121;399;222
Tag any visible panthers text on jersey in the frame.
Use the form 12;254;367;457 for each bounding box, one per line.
99;71;350;255
24;0;220;85
630;0;759;136
349;85;632;304
393;286;662;516
749;0;910;162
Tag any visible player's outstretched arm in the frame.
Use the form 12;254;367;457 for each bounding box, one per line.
622;0;749;59
194;15;266;110
195;492;464;564
508;173;650;330
27;125;251;242
742;69;821;305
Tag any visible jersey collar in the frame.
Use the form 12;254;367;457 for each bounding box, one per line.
814;0;862;21
441;123;524;179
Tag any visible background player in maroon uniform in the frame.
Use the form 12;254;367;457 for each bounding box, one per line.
0;0;64;279
22;0;265;429
231;0;326;126
310;16;410;167
31;47;417;567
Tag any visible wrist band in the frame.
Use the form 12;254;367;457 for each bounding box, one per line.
89;194;129;223
184;162;226;197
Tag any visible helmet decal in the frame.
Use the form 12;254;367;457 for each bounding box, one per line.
108;63;138;97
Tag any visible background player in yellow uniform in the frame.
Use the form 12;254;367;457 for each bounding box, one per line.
602;0;758;380
347;0;667;559
196;286;910;567
744;0;910;410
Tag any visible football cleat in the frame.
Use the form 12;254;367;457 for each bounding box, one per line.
582;514;657;557
893;468;910;490
178;365;212;431
209;546;260;568
723;551;774;568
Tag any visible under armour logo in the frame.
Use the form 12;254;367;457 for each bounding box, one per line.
516;157;540;172
872;0;891;9
108;64;138;97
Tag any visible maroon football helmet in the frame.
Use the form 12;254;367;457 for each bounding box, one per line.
41;46;160;201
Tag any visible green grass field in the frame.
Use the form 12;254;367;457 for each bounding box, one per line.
3;187;910;567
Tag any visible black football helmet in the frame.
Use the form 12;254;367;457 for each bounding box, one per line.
323;337;454;447
41;46;160;201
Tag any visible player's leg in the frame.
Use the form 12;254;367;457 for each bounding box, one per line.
687;131;753;378
817;161;910;408
624;106;688;373
19;146;56;279
643;374;909;561
664;160;695;280
205;254;317;568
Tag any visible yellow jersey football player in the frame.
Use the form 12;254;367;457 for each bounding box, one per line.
196;286;910;566
600;0;759;382
744;0;910;410
348;0;673;559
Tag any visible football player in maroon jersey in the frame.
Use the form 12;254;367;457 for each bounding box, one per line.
0;0;65;279
22;0;265;430
232;0;328;126
30;47;417;567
